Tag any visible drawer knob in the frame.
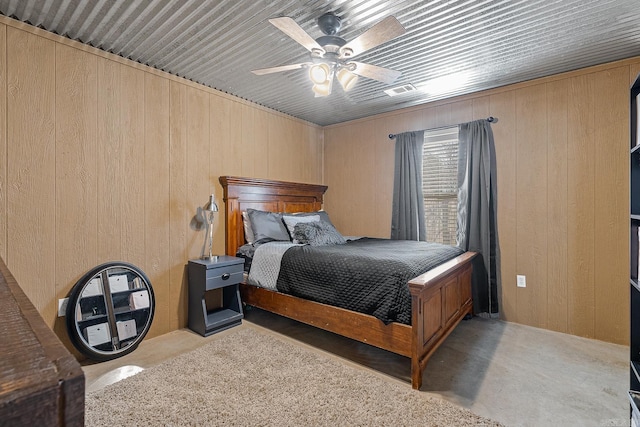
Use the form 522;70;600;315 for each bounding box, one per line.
221;273;231;280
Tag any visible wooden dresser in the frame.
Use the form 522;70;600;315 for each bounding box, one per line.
0;258;84;426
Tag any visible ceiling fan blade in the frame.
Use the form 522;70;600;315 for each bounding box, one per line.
340;16;406;59
251;63;310;75
269;17;325;54
350;61;402;85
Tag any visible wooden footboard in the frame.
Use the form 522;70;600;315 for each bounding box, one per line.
408;251;475;389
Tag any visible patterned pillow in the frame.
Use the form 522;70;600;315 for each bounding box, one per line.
292;221;346;246
282;214;320;242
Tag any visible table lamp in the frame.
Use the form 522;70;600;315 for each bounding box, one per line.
202;194;219;260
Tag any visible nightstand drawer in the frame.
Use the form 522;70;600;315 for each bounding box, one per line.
205;263;244;290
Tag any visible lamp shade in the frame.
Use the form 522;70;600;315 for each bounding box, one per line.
312;81;332;97
337;68;358;91
202;194;218;260
309;63;330;84
203;194;219;216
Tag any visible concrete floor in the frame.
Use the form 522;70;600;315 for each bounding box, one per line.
83;309;629;427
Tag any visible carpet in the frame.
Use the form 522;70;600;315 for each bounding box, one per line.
86;327;502;426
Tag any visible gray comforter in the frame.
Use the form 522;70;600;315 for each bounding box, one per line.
275;238;464;325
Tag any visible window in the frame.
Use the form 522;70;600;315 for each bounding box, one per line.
422;126;459;245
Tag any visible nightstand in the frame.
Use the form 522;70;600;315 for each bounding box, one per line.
187;256;244;336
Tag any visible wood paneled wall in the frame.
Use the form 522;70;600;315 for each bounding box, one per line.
1;14;635;348
0;18;323;348
324;60;636;345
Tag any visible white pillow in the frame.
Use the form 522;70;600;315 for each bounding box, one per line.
282;214;320;242
242;211;255;244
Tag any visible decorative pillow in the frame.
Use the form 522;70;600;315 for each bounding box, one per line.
246;208;290;242
292;210;335;227
292;221;347;246
282;214;320;242
241;211;255;244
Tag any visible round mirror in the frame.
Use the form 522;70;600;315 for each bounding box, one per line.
66;262;155;361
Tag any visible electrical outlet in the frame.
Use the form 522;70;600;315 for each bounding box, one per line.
58;298;69;317
517;275;526;288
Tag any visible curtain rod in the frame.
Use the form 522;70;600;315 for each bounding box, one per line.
388;116;497;139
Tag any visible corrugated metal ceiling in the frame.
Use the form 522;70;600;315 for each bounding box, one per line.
1;0;639;126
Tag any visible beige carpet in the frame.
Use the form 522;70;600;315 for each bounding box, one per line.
86;327;502;426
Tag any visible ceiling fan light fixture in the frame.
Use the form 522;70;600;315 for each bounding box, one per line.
309;63;330;84
312;83;330;97
312;79;333;97
256;13;405;99
337;67;358;91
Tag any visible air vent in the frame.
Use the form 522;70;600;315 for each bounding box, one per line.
384;84;417;97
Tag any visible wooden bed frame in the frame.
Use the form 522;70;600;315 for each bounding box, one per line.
220;176;475;389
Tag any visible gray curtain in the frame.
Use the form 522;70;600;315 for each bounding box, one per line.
456;120;500;315
391;131;426;241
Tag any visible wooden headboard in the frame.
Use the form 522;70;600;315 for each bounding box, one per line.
219;176;328;256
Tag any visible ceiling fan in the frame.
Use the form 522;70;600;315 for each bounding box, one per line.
252;12;406;97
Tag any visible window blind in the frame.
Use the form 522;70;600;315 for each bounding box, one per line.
422;126;459;245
